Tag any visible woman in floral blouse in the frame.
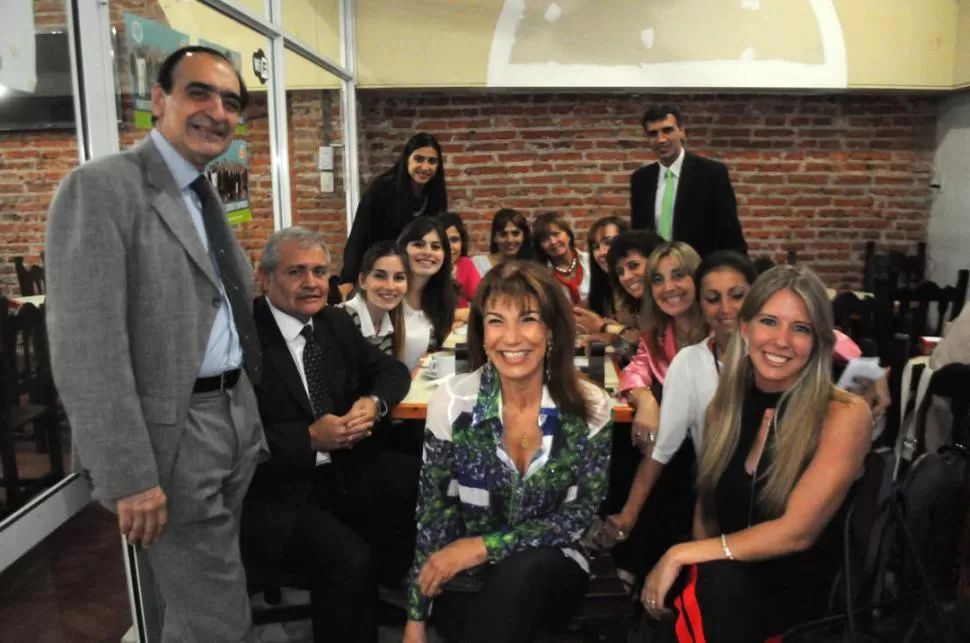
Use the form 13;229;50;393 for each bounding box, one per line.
402;261;614;643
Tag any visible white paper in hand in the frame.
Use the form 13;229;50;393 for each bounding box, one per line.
837;357;886;390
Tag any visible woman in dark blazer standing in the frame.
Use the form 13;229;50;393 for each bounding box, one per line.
339;132;448;286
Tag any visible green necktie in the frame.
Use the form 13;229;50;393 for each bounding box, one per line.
659;168;674;241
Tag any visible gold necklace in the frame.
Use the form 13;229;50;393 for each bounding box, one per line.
505;407;541;450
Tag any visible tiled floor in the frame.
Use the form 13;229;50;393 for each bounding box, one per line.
0;504;131;643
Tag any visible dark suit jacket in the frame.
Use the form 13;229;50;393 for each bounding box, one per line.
241;298;411;585
630;151;747;258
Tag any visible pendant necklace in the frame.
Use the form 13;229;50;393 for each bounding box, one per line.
554;255;578;275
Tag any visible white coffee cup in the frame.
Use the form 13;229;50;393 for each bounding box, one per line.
430;352;456;378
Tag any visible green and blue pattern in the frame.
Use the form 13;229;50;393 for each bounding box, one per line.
406;364;613;621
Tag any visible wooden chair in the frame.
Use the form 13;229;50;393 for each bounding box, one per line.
886;270;969;354
863;241;927;291
11;256;45;297
0;302;63;511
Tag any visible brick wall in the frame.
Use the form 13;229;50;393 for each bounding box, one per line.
356;92;938;288
288;90;346;270
0;0;73;292
0;2;940;294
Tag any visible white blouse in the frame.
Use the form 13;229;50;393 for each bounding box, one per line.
402;300;434;372
653;337;720;465
471;254;494;278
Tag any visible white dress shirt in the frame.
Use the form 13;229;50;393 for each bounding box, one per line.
266;298;330;465
653;147;686;231
150;129;242;377
402;300;434;372
340;293;394;341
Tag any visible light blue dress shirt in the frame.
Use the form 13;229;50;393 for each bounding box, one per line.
150;129;243;377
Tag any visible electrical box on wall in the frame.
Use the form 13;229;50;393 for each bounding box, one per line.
318;146;334;171
320;171;335;193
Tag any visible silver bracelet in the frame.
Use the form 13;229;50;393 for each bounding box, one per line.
720;533;735;561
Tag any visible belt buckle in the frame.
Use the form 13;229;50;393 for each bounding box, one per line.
218;371;227;391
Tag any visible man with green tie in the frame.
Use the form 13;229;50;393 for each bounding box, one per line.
629;104;747;258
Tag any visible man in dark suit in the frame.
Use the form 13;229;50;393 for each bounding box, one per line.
629;104;747;257
241;226;415;643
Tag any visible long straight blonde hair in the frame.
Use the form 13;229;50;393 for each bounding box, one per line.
698;264;852;519
638;242;705;360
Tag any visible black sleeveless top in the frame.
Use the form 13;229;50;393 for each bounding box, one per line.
713;384;848;597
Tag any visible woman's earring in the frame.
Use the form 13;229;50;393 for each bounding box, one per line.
544;338;553;382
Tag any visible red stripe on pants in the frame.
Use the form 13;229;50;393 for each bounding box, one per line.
674;565;706;643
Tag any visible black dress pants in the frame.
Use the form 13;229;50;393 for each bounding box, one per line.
432;547;589;643
657;560;832;643
280;451;419;643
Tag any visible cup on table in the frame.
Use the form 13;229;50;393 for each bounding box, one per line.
427;352;456;379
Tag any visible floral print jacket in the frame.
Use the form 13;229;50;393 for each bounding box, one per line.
406;364;614;621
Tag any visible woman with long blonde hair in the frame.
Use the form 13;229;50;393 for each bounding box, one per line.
641;265;871;642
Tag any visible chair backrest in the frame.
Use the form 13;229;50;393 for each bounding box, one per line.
864;242;927;291
889;273;969;351
11;257;31;296
28;265;45;295
831;291;876;346
0;303;51;406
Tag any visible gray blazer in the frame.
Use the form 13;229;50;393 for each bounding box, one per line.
46;136;257;503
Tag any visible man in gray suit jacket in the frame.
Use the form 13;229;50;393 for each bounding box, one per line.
46;46;265;641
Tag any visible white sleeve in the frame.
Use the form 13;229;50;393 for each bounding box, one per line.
652;348;695;465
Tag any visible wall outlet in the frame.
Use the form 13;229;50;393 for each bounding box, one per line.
318;145;334;171
320;171;335;193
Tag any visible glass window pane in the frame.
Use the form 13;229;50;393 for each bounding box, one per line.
1;2;129;640
112;0;278;268
0;0;77;511
283;49;346;275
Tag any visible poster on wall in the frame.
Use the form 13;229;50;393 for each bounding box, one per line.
204;140;251;225
486;0;847;89
123;13;189;129
198;39;246;135
0;0;36;93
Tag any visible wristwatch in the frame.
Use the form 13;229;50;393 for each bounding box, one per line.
367;394;387;420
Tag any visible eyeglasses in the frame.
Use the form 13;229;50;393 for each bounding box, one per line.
183;81;244;114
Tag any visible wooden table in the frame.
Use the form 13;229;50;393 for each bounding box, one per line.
8;294;45;309
392;353;634;423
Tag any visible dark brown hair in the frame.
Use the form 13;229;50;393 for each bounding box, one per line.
468;261;594;421
531;212;576;265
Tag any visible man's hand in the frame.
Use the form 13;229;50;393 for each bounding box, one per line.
117;485;168;548
345;396;378;433
309;411;371;452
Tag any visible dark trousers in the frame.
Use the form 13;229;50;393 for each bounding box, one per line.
658;561;830;643
432;548;589;643
280;452;419;643
610;441;696;586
